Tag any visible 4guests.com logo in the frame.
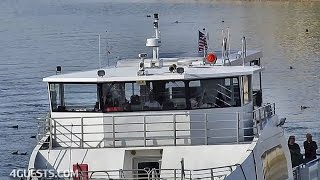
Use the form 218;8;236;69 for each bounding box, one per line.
10;169;82;179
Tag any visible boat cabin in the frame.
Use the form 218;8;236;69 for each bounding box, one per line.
43;53;265;148
47;62;262;114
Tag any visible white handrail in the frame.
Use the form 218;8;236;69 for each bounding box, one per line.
38;104;275;149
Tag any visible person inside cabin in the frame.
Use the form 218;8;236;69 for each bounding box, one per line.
195;96;210;108
130;95;142;111
288;135;303;167
304;133;318;163
162;100;174;110
104;93;120;112
122;99;131;112
144;93;161;110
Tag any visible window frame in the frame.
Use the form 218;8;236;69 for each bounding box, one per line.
48;76;248;113
49;82;100;112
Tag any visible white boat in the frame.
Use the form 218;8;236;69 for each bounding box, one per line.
27;14;319;180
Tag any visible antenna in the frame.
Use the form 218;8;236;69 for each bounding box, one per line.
227;27;231;56
221;21;230;65
241;36;247;66
98;34;101;68
105;30;111;67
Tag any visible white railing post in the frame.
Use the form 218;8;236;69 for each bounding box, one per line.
49;118;53;149
151;169;155;180
205;113;208;145
112;116;115;148
254;112;259;138
173;114;177;146
143;116;147;147
258;108;261;121
53;120;57;141
80;117;84;148
236;112;240;144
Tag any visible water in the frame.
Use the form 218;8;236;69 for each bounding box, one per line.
0;0;319;178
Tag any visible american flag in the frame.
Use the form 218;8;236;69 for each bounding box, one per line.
198;30;208;52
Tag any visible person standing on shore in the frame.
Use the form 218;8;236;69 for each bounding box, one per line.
303;133;318;163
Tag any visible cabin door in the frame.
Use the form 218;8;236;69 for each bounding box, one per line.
133;157;161;179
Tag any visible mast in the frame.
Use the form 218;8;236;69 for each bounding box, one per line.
146;13;162;67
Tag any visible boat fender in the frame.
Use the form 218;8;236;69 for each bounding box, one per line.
73;163;88;180
206;53;217;64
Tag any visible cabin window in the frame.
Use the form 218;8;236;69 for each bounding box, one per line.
189;77;241;109
50;83;99;112
49;83;63;111
100;81;186;112
48;77;244;113
241;75;252;105
261;145;288;180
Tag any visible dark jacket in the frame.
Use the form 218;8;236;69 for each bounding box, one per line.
288;143;303;167
304;141;318;162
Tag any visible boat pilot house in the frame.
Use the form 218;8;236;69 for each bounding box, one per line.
49;67;257;113
44;53;265;148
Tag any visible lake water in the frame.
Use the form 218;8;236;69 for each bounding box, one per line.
0;0;319;178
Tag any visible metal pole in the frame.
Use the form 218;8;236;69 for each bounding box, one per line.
173;114;177;146
49;118;53;149
241;37;246;66
112;116;115;148
181;158;185;180
228;28;231;57
259;58;262;91
53;120;57;141
174;169;176;180
210;168;214;180
151;169;155;180
236;112;240;144
205;113;208;145
143;116;147;147
98;34;101;68
81;117;84;148
259;109;263;130
221;29;224;60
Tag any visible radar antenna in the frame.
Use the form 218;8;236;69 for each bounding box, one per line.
146;13;162;67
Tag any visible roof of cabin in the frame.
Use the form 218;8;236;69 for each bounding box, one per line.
43;62;263;83
43;50;263;83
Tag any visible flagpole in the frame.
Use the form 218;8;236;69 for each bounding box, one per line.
227;28;231;58
98;34;101;68
203;29;206;58
203;28;207;58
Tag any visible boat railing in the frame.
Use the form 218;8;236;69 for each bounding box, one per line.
292;154;320;180
37;103;275;149
56;164;239;179
252;103;275;132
